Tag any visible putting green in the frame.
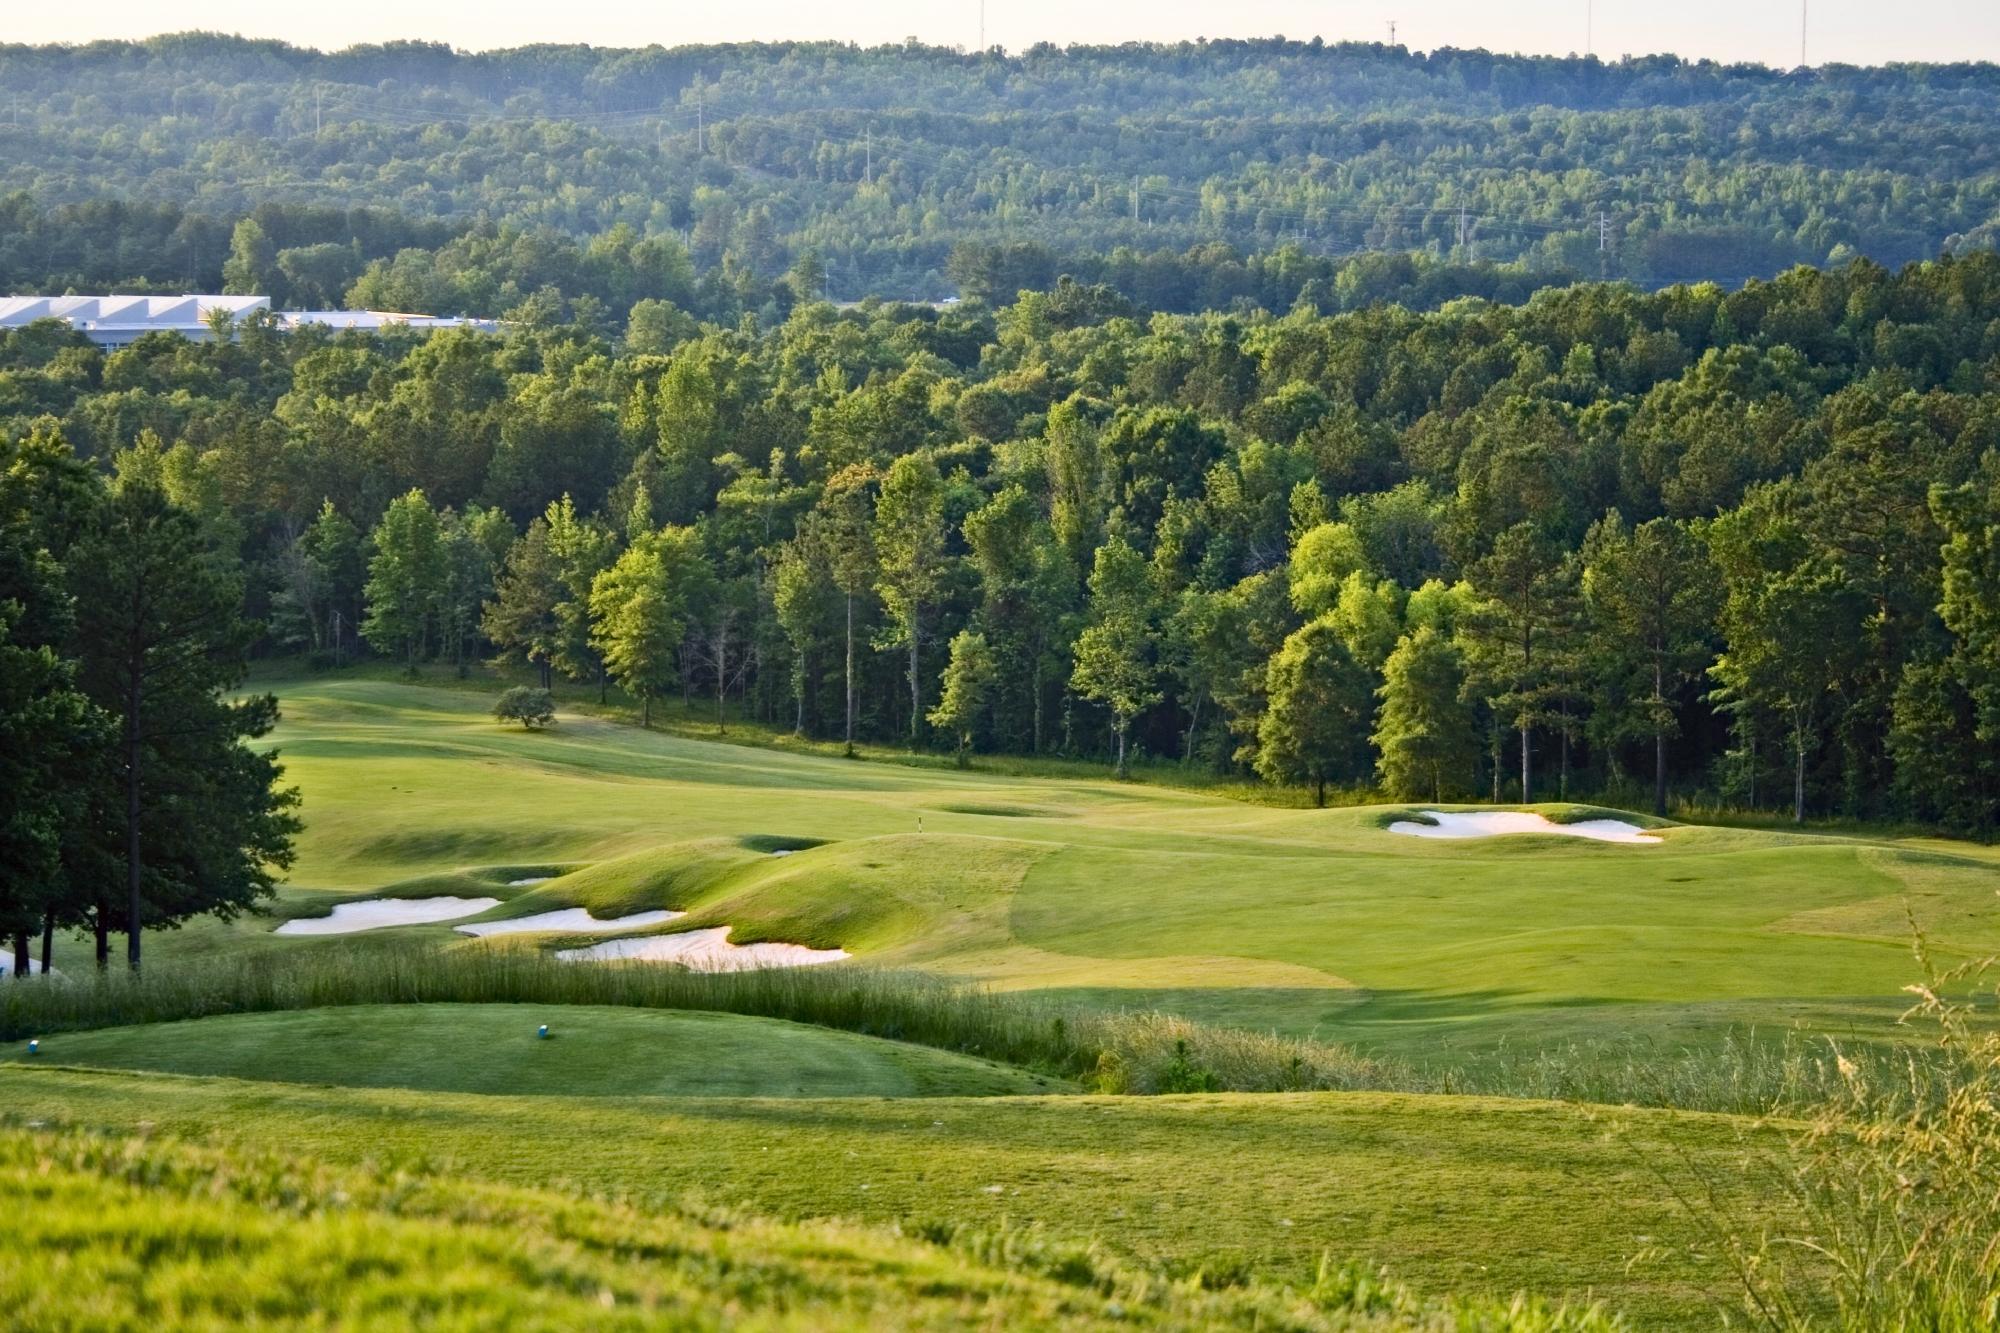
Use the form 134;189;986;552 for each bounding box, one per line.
1;1004;1064;1098
134;673;2000;1063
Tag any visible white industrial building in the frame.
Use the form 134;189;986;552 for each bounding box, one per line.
0;295;499;349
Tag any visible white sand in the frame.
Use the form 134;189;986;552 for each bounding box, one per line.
768;849;794;857
1387;810;1662;844
455;907;683;937
507;877;554;886
275;896;502;935
558;926;849;971
0;958;52;978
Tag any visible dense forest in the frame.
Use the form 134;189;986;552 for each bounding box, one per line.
6;252;2000;858
3;34;2000;313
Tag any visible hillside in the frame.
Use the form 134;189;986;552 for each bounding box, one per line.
4;35;2000;306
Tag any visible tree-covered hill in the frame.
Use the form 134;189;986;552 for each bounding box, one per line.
4;34;2000;308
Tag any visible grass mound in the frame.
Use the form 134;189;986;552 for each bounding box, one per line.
4;1003;1066;1098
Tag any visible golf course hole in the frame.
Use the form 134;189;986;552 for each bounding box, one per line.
1387;810;1662;844
932;803;1063;819
739;834;827;855
275;896;502;935
558;926;849;971
456;908;684;937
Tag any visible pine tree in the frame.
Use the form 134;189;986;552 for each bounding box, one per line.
1581;513;1718;816
70;471;299;972
483;518;563;689
1461;522;1580;804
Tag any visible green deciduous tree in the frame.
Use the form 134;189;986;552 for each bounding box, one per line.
1071;537;1160;779
362;490;446;672
588;526;709;726
1256;616;1375;806
873;453;949;745
928;629;996;767
1373;626;1479;802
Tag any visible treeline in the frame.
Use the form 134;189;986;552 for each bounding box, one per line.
6;253;2000;833
1;429;299;977
3;35;1999;300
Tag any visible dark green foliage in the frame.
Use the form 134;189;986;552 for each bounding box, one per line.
491;686;556;730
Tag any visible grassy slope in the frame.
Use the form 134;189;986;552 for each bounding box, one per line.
133;673;2000;1064
0;1062;1780;1328
0;1004;1066;1098
9;1126;1524;1333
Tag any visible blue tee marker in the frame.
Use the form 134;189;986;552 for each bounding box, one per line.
537;1024;549;1039
26;1039;37;1055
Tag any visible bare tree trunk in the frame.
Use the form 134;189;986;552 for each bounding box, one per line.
1182;693;1203;766
10;934;27;978
1031;654;1044;754
1315;776;1326;808
715;629;728;734
906;604;921;747
1518;723;1531;805
843;594;856;757
1653;661;1668;817
643;694;652;727
1794;733;1806;824
125;657;143;974
40;910;54;975
93;906;108;969
1115;720;1129;780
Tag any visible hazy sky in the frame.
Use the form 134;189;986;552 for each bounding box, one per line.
11;1;2000;69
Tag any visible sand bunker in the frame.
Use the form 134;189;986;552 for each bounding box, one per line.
455;907;683;938
506;877;554;886
558;926;849;971
275;896;502;935
0;958;52;978
1387;810;1662;844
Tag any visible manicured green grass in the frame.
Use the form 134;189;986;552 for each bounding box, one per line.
131;672;1999;1067
0;1062;1779;1327
0;1003;1066;1098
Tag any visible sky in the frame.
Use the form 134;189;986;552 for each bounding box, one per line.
10;1;2000;70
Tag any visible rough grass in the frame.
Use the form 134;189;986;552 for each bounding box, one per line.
0;945;1393;1096
0;1069;1769;1327
3;1123;1637;1331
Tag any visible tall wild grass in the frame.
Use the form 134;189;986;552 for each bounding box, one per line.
0;943;1391;1096
1693;935;2000;1329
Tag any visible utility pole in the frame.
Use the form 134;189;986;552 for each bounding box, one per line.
314;85;322;135
1457;201;1468;255
1800;0;1808;67
1598;208;1611;278
1387;20;1397;45
1131;177;1140;225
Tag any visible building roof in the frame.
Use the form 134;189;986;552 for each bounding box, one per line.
0;295;499;343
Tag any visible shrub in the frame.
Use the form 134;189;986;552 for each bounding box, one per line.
492;686;556;730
